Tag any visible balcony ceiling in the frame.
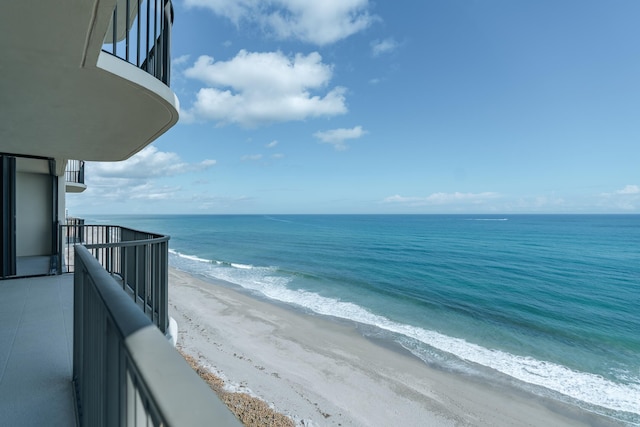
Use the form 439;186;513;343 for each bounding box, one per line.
0;0;179;162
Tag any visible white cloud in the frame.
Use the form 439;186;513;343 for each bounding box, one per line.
371;38;398;57
91;146;215;179
184;0;376;45
383;192;501;207
172;54;191;66
382;195;422;204
616;184;640;195
314;125;366;151
183;51;347;127
264;0;375;45
242;154;263;161
266;140;279;148
129;183;182;200
271;153;284;159
598;184;640;211
82;146;216;202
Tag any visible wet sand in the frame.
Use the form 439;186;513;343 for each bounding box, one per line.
168;267;620;426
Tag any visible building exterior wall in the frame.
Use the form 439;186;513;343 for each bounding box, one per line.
58;171;66;224
16;172;52;257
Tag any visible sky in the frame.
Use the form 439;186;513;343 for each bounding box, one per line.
68;0;640;215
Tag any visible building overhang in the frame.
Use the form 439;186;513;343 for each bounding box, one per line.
0;0;179;163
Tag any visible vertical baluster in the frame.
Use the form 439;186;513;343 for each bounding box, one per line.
112;6;117;55
156;0;160;80
154;0;158;77
125;0;130;61
146;0;150;72
136;0;141;67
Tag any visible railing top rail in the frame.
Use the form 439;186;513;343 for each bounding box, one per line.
117;225;168;240
125;327;243;427
63;223;169;241
84;235;169;249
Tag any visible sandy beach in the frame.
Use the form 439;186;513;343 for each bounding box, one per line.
168;267;621;427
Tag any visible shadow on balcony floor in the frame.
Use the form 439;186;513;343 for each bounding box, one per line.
0;274;76;426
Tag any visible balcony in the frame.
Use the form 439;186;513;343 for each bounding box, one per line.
0;0;179;163
0;223;241;426
103;0;173;86
60;223;170;333
65;160;87;193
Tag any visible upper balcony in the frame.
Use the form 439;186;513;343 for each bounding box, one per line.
103;0;173;86
0;0;179;163
65;160;87;193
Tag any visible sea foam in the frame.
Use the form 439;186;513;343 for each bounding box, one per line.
169;250;640;419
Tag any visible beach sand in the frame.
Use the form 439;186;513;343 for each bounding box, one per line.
168;267;620;427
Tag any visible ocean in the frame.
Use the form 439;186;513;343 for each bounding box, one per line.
86;214;639;424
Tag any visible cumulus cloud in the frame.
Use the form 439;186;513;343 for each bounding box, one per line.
91;146;215;179
183;51;347;126
371;38;398;57
129;183;182;201
184;0;376;45
264;0;375;45
184;0;250;23
598;185;640;211
172;54;191;66
615;184;640;195
266;140;279;148
84;146;216;201
314;125;366;150
383;192;501;207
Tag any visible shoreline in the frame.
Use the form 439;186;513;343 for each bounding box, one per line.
168;266;624;426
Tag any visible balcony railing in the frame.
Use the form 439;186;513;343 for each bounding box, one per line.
60;223;169;333
103;0;173;85
65;160;85;185
73;245;241;427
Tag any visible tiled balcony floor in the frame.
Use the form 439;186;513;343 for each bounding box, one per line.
0;274;76;426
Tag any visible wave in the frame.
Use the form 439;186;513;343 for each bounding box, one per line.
231;263;254;270
169;249;220;265
168;250;640;420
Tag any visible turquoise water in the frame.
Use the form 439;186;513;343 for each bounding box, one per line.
87;214;640;423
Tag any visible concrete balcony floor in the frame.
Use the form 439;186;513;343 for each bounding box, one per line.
0;274;76;426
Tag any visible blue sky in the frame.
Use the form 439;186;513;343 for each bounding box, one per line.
68;0;640;215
